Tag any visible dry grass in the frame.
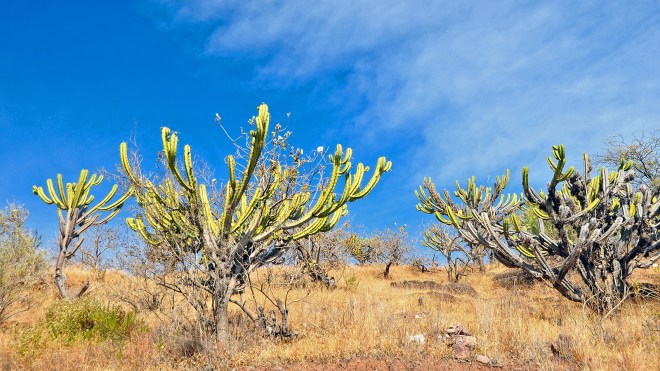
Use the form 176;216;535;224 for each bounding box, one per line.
1;264;658;370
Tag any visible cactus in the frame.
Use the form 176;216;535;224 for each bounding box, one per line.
120;103;391;341
416;145;660;313
33;170;130;299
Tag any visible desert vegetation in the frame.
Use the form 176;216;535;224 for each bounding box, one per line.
0;106;658;370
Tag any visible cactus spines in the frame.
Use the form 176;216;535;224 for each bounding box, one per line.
417;145;660;313
33;169;130;299
120;103;390;341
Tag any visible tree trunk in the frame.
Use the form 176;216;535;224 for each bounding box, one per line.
383;261;393;278
213;273;237;343
54;249;68;299
214;295;230;343
592;259;628;313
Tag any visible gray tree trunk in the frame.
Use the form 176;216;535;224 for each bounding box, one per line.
54;249;68;299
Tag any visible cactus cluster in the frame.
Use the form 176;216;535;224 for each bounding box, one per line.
417;144;659;313
33;170;130;298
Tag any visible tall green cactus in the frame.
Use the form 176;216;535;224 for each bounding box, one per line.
120;103;391;341
33;170;130;299
417;145;660;313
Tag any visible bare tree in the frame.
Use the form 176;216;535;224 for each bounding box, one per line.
374;225;412;279
596;130;660;188
74;224;122;279
422;224;472;282
292;226;349;288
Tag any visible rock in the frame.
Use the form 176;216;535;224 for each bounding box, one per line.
391;280;442;290
440;283;478;297
446;323;471;336
494;269;536;288
550;333;573;359
427;291;458;302
475;354;490;364
408;334;425;344
452;335;477;358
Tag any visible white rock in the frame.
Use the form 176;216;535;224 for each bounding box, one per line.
408;334;425;344
475;354;490;364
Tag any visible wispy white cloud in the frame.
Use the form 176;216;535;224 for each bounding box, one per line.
158;0;660;191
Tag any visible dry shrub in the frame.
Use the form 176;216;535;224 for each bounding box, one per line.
0;263;657;370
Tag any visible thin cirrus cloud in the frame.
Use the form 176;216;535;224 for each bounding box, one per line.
161;0;660;190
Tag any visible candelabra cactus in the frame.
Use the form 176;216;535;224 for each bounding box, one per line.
120;103;391;341
33;170;130;298
417;145;660;313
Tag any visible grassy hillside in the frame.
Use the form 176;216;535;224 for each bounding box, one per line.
1;264;658;370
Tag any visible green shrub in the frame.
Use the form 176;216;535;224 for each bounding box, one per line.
17;299;142;355
0;204;46;324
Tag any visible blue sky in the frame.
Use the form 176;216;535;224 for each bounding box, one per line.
1;1;659;249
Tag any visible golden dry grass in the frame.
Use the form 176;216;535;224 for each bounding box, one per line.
1;264;659;370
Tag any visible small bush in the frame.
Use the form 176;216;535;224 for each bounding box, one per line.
17;299;142;355
344;273;360;291
0;204;46;324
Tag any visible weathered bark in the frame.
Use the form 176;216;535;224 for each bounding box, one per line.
213;275;236;343
54;249;68;299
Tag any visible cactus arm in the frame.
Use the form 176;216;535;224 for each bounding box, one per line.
161;128;195;191
199;185;220;236
230;103;269;212
45;178;66;209
33;185;54;204
97;188;131;211
350;157;392;200
56;174;68;207
120;142;140;184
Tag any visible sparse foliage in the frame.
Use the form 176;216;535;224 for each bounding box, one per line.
293;226;349;288
422;224;471;282
596;130;660;188
374;226;412;278
0;205;46;324
75;224;123;279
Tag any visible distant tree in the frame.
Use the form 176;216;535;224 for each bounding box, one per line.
596;130;659;188
343;233;380;265
422;224;471;282
374;225;412;278
293;226;350;288
74;224;123;279
0;204;46;324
